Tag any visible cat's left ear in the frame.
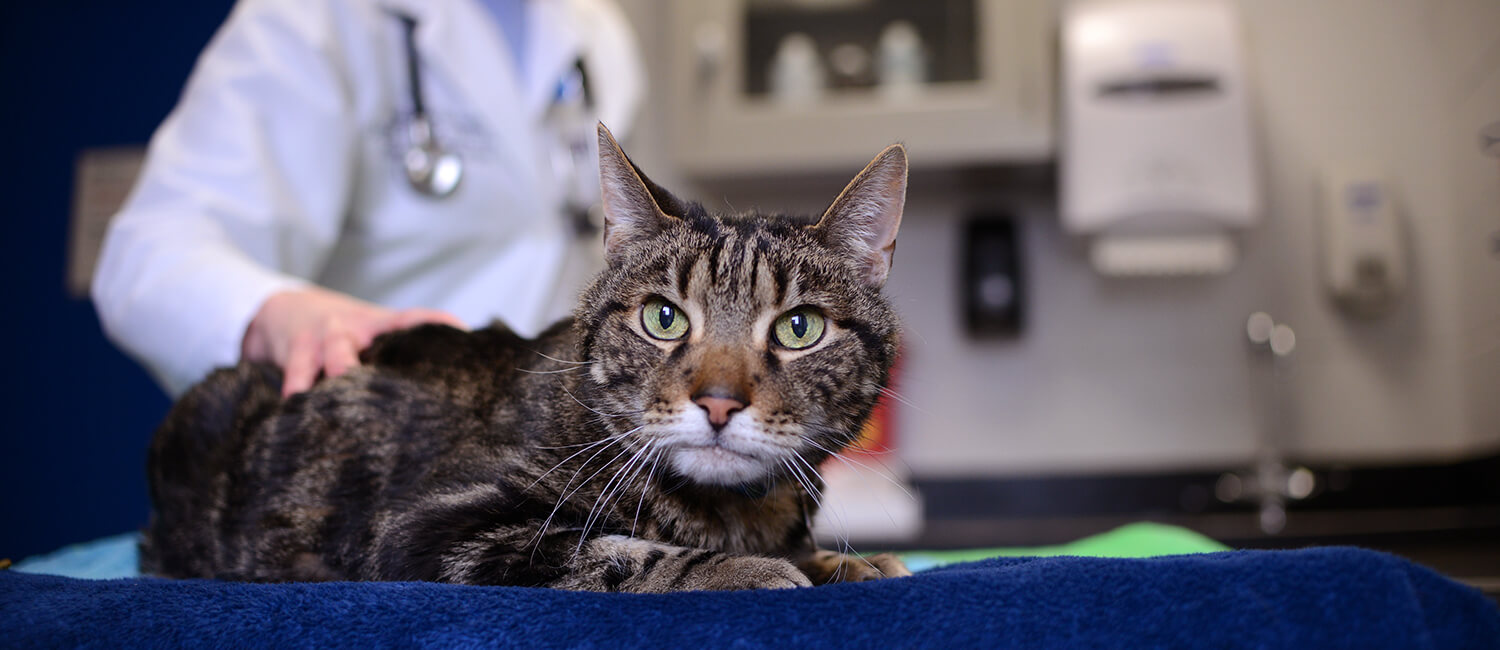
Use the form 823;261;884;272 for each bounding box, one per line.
597;123;677;262
812;144;907;287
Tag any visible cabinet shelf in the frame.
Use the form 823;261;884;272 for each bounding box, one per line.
666;0;1056;178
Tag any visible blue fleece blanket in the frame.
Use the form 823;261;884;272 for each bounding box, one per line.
3;547;1496;648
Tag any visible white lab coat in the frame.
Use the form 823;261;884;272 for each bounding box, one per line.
92;0;644;396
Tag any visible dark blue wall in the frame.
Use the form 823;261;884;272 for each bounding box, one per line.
0;1;236;561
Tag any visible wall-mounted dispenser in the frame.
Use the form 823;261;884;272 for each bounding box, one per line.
1320;167;1406;317
963;216;1025;337
1060;0;1259;276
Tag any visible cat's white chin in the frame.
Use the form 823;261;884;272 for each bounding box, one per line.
668;445;769;486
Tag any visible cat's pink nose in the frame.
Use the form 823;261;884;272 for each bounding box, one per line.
694;395;746;430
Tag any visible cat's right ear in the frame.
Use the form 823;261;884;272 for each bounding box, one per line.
812;144;908;287
597;123;675;262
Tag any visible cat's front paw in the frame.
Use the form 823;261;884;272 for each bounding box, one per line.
800;550;912;584
691;555;813;591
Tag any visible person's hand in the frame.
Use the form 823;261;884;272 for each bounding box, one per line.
241;287;467;397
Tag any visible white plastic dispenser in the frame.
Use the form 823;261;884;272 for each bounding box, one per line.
1061;0;1260;276
1320;167;1406;317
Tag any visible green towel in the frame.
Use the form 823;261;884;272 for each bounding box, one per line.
898;522;1229;572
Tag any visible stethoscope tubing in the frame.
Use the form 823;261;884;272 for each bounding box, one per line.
396;13;428;118
393;10;463;198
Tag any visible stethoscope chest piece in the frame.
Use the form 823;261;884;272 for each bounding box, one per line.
395;12;462;199
404;115;463;198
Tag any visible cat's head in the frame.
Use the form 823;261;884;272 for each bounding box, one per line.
574;124;904;488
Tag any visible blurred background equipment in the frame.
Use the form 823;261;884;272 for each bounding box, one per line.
1318;167;1408;318
1060;0;1259;277
67;148;146;298
962;216;1026;338
665;0;1052;174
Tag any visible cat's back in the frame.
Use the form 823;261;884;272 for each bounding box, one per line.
360;319;577;407
143;320;578;580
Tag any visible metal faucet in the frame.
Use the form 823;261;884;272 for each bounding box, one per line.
1218;312;1315;534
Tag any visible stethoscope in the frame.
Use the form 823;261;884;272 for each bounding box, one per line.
395;12;462;198
393;11;599;227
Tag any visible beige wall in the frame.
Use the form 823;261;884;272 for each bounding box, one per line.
618;0;1500;476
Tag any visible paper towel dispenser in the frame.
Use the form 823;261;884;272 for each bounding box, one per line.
1061;0;1260;276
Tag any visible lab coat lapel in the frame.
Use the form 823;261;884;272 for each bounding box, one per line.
380;0;541;192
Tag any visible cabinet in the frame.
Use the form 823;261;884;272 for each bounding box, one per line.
665;0;1056;177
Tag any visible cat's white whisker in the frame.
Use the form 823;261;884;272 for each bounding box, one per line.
629;448;663;538
516;366;586;375
576;440;655;555
789;452;859;582
530;436;642;554
532;437;617;450
586;445;661;558
560;385;643;420
877;386;927;416
804;445;908;533
604;445;659;537
802;434;916;502
526;349;595;366
784;455;833;532
557;443;638;508
778;458;817;509
812;478;888;568
526;426;640;491
838;440;898;457
780;453;846;579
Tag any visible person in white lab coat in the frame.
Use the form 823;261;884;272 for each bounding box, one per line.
92;0;645;398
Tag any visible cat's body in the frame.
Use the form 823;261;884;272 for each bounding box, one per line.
142;126;911;592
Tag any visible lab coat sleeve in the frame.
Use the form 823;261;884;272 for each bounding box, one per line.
92;0;357;396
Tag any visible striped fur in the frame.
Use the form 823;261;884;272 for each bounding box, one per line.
140;127;911;592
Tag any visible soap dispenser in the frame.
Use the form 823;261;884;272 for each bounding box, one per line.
1320;167;1407;317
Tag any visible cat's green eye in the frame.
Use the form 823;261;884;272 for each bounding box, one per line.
641;298;690;341
772;308;826;350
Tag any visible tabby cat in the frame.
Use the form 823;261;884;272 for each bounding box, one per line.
141;125;911;592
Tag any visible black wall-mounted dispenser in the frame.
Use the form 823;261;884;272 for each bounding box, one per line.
962;216;1025;337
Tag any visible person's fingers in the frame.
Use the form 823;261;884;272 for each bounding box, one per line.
322;331;362;380
385;308;468;332
281;333;322;398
